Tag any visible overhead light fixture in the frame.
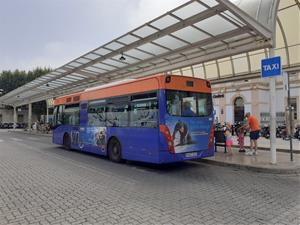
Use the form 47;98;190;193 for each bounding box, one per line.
119;52;126;61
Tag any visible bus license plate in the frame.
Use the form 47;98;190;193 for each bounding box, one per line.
185;152;197;158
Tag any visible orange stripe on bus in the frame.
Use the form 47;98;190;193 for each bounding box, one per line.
54;74;211;105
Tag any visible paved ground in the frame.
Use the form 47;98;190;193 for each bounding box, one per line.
0;130;299;225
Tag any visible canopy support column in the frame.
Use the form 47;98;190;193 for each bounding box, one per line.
28;103;32;132
269;48;277;164
46;105;49;123
13;106;17;130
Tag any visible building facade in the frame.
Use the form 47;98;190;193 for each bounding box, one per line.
212;72;300;126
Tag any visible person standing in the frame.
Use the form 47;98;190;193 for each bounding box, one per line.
224;125;233;155
245;112;261;155
237;124;246;152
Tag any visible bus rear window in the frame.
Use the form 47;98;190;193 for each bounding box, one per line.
166;90;212;117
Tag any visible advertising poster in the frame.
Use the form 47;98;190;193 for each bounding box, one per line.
166;116;211;153
80;127;107;152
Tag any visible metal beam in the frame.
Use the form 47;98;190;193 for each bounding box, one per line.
0;0;279;107
92;39;272;84
216;0;273;39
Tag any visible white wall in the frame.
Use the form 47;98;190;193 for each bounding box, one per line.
242;90;251;103
225;92;235;105
259;90;269;102
244;104;251;114
214;105;220;121
225;105;234;124
276;89;285;112
225;90;251;105
0;108;38;123
0;108;13;123
259;103;269;112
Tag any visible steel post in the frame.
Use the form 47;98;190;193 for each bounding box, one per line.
269;48;277;164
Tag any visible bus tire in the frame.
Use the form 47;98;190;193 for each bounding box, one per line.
108;138;123;163
63;133;71;150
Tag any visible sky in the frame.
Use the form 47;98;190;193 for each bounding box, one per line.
0;0;188;71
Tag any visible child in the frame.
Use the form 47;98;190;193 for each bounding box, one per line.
237;125;245;152
224;126;233;155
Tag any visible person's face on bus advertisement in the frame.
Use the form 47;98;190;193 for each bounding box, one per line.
179;126;184;133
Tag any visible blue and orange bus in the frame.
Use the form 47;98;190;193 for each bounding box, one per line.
53;74;214;163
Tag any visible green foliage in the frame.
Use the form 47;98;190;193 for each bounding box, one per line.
0;68;52;115
0;67;51;94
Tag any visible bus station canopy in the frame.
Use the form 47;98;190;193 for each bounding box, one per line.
0;0;278;107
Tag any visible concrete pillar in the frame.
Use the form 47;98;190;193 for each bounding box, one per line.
46;106;49;123
28;103;32;132
13;106;17;130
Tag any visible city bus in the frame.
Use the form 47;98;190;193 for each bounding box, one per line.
52;74;214;164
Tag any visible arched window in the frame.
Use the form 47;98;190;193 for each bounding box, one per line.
234;97;244;123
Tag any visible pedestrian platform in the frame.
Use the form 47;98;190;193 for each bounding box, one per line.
201;147;300;174
232;136;300;153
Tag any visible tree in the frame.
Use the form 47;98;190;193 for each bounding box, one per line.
0;67;51;94
0;68;52;115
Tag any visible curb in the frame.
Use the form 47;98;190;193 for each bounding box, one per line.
199;158;300;174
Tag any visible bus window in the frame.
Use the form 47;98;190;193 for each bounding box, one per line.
167;90;212;117
106;104;118;127
88;101;106;126
167;94;181;116
105;102;129;127
167;91;186;116
114;102;129;127
56;105;65;125
130;100;158;128
63;104;80;125
53;106;58;125
182;97;197;117
197;93;213;117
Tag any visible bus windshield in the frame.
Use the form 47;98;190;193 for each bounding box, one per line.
166;90;212;117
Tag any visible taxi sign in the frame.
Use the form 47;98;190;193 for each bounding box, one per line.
261;56;281;78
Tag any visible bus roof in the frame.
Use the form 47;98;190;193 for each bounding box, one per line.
54;74;211;105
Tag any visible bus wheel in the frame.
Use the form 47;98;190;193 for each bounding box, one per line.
108;138;123;163
63;133;71;150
